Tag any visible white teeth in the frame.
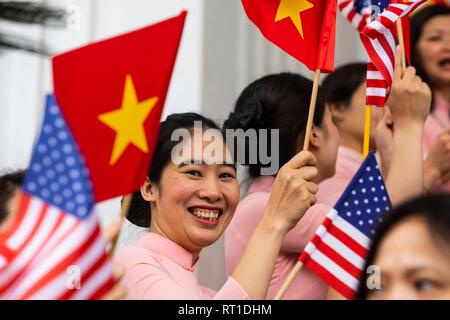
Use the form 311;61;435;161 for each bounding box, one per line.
191;208;220;220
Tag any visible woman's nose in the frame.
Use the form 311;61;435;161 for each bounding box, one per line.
197;177;222;202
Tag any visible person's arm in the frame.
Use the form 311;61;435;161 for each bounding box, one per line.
383;47;432;205
231;151;318;299
424;128;450;190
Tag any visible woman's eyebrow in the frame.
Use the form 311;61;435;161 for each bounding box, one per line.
177;160;236;170
405;266;445;278
219;163;237;172
177;159;204;168
424;28;445;35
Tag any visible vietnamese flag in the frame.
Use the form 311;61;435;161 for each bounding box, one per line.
53;11;186;202
242;0;337;72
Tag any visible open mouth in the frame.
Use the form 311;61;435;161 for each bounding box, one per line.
187;206;224;225
438;58;450;69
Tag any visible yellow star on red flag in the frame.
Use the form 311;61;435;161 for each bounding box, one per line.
275;0;314;39
98;74;158;166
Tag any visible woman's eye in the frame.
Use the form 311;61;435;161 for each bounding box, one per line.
186;171;201;177
425;35;442;42
414;279;439;292
219;172;235;179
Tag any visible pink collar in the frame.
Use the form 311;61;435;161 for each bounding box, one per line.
137;232;199;272
337;146;362;164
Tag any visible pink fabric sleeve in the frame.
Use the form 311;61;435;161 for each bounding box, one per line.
231;191;330;255
280;203;330;254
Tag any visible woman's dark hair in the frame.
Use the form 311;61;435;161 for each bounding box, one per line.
357;193;450;300
411;4;450;113
321;62;367;110
223;72;326;178
126;113;223;228
0;170;25;224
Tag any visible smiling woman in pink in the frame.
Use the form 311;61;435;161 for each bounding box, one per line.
115;112;320;300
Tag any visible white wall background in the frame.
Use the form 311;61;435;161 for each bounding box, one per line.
0;0;366;291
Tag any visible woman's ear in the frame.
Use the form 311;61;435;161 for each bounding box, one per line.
140;177;158;202
309;124;323;149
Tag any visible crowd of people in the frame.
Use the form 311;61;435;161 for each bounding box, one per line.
0;4;449;300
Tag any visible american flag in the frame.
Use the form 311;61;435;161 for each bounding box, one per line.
0;95;114;299
299;153;391;299
338;0;374;31
360;1;426;106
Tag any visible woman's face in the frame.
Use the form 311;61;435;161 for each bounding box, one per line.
368;215;450;300
334;83;384;148
416;15;450;88
147;132;240;257
314;108;340;181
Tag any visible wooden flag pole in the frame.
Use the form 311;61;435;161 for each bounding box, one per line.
363;105;371;159
108;193;132;257
396;20;407;71
303;69;322;150
274;68;321;300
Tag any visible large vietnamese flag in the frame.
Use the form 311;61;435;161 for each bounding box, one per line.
242;0;337;72
53;11;186;202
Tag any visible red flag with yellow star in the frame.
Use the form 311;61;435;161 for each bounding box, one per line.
53;11;186;202
242;0;337;72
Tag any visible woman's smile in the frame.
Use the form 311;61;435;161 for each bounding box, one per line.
187;205;224;226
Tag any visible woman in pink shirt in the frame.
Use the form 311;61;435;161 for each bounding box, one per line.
115;112;320;300
411;5;450;191
318;63;385;207
224;49;431;300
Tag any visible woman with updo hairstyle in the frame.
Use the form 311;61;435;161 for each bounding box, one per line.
224;63;432;299
115;112;322;299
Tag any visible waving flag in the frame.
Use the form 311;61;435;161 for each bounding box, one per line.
338;0;374;31
53;11;186;201
241;0;337;72
360;1;425;106
0;95;113;299
299;153;392;299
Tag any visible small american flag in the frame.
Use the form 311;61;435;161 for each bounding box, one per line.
299;153;391;299
0;95;114;299
338;0;374;31
360;1;426;106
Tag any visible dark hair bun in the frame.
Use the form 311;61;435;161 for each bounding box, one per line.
224;100;264;130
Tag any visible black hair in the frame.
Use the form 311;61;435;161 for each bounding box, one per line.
126;113;224;228
322;62;367;109
410;4;450;114
357;193;450;299
0;170;25;224
223;72;326;178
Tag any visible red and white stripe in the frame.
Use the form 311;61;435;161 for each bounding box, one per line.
338;0;371;31
299;209;371;299
360;1;426;106
0;193;114;299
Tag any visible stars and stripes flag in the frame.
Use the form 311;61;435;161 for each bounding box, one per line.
359;1;426;106
0;95;114;299
338;0;374;31
299;153;392;299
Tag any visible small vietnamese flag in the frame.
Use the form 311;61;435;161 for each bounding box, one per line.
242;0;337;72
53;11;187;202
